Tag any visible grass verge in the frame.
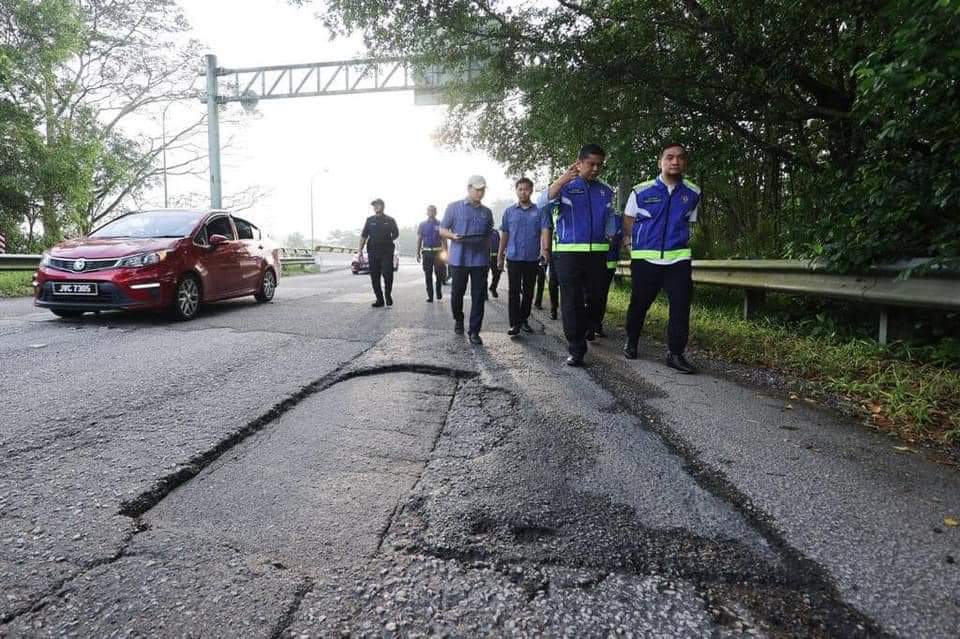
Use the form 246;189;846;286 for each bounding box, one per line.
606;282;960;452
0;271;34;297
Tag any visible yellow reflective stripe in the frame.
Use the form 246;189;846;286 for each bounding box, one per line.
554;242;611;253
606;261;618;269
554;243;593;252
631;248;692;260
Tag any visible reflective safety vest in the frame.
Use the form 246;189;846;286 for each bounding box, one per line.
627;177;700;261
537;177;616;253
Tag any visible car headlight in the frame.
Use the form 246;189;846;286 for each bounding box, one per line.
117;251;167;268
40;253;52;267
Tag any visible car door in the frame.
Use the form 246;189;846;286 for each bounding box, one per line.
233;217;263;292
200;215;242;297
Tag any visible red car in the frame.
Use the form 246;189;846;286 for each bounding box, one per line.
34;209;280;320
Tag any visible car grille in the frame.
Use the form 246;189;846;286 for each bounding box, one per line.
47;257;119;273
37;282;131;306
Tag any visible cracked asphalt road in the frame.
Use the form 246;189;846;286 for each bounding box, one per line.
1;259;958;637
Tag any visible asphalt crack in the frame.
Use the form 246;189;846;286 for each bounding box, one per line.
117;344;477;519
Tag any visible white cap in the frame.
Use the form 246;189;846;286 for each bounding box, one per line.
467;175;487;189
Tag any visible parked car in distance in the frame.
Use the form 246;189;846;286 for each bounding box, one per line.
351;248;400;275
34;209;281;320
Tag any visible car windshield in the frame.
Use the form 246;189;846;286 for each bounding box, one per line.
89;211;202;239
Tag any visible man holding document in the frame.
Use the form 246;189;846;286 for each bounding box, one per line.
440;175;495;345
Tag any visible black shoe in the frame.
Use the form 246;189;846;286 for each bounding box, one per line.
550;308;558;320
666;353;697;374
489;287;498;298
385;295;393;306
507;326;520;337
372;300;385;308
520;321;534;334
595;326;606;338
454;321;465;335
623;343;638;359
565;355;584;367
468;332;483;345
436;291;442;300
534;303;543;310
585;329;596;342
426;297;433;303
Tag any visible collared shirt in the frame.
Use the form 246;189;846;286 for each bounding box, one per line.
441;199;494;267
418;217;442;249
500;202;551;262
361;213;399;252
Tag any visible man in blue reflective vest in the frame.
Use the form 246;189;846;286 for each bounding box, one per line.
622;143;701;374
440;175;495;346
537;144;617;366
416;205;447;302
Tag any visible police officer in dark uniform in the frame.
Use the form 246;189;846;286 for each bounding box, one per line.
358;198;400;307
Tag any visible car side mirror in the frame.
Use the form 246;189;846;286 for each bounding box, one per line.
209;234;228;248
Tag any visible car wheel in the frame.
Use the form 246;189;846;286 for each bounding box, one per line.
172;274;201;321
255;269;276;302
51;309;84;319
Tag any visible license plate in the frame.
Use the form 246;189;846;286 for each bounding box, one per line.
53;282;98;296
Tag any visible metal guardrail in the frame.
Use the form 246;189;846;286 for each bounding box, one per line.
0;254;41;271
616;259;960;344
0;246;356;273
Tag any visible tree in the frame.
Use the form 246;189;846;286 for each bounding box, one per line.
0;0;229;245
304;0;960;269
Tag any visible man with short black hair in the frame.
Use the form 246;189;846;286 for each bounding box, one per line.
359;198;399;307
537;144;617;366
622;143;701;373
440;175;495;345
416;205;446;302
498;177;551;336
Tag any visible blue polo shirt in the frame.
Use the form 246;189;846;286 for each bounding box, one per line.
500;203;551;262
418;218;442;249
441;199;494;267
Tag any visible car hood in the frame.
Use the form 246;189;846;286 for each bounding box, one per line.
50;238;181;259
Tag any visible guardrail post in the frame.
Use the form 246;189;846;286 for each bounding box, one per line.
743;289;765;320
878;307;890;346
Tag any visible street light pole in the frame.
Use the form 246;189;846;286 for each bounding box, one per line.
161;101;174;208
205;54;223;209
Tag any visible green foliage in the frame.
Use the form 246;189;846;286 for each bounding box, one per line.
310;0;959;270
1;0;204;247
606;282;960;447
0;271;34;297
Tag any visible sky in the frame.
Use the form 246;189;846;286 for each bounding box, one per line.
155;0;517;244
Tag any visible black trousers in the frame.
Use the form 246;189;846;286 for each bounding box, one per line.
421;251;444;299
450;265;488;334
506;260;539;328
488;255;502;291
626;259;693;355
553;252;608;358
597;268;616;329
535;257;559;310
368;248;394;301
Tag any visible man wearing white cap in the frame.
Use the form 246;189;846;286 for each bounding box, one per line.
439;175;495;345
